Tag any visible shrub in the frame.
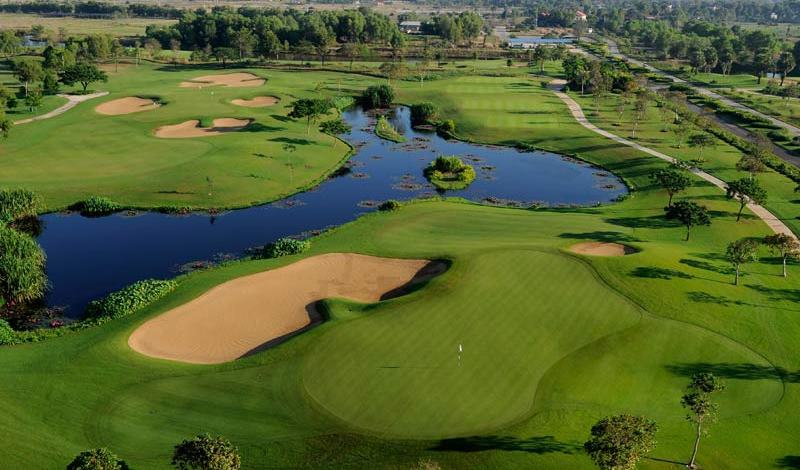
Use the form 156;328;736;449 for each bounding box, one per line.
172;434;240;470
67;448;128;470
378;199;401;211
0;225;47;307
360;84;394;109
424;156;476;190
0;319;14;345
0;188;41;224
86;279;177;319
410;102;437;126
261;237;310;259
77;196;122;215
374;115;406;142
437;119;456;136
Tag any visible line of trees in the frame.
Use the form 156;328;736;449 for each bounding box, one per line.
0;1;182;19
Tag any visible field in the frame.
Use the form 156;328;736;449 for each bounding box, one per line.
718;88;800;128
0;13;175;37
1;57;800;469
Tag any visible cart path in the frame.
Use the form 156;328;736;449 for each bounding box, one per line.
549;79;796;239
14;91;109;125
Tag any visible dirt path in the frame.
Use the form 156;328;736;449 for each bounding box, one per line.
129;253;445;364
602;38;800;138
549;79;796;239
14;91;109;125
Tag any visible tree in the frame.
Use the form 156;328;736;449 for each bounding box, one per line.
288;98;331;135
584;414;658;470
60;63;108;93
24;87;42;112
360;84;394;109
67;448;128;470
379;61;407;84
0;30;21;59
0;225;47;319
682;373;724;468
650;168;691;206
777;50;796;86
726;238;759;285
687;133;715;157
726;178;767;222
172;434;240;470
213;47;237;67
664;200;711;241
532;46;551;74
671;118;692;148
762;233;798;277
630;91;649;139
13;58;43;96
319;118;351;147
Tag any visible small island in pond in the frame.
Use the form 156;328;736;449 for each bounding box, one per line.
424;156;476;190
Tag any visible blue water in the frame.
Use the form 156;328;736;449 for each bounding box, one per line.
38;106;626;317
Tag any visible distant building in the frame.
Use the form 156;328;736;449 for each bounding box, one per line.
400;21;421;34
575;10;588;21
508;37;574;49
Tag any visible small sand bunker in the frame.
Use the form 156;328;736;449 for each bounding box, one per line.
95;97;160;116
129;253;445;364
569;242;635;257
154;118;251;138
231;96;280;107
180;72;265;88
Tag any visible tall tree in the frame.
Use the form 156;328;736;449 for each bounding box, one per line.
13;58;43;96
687;133;715;157
67;448;128;470
762;233;799;278
288;98;331;134
665;200;711;241
682;373;724;469
726;238;759;285
650;168;691;206
59;63;108;93
726;178;767;221
584;415;658;470
777;50;796;86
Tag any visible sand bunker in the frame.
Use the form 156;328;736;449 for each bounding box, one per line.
569;242;635;257
231;96;279;107
154;118;252;138
180;73;265;88
129;253;445;364
95;97;160;116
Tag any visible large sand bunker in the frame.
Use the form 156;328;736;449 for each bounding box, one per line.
180;72;265;88
129;253;445;364
154;118;252;138
231;96;280;107
569;242;636;257
95;97;160;116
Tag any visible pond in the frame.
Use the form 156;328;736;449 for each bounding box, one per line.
38;106;626;318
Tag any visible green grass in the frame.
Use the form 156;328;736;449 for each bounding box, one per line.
2;59;800;468
718;88;800;128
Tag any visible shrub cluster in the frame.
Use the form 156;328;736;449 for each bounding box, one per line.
374;115;406;142
0;188;41;224
410;102;438;127
437;119;456;137
361;84;394;109
0;319;14;345
424;156;476;190
378;199;401;211
86;279;178;319
261;237;310;259
762;81;799;99
76;196;122;215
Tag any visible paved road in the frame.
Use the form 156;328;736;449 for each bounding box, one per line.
14;91;109;125
549;79;796;239
603;38;800;138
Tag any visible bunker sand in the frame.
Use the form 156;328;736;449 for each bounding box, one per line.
569;242;635;256
154;118;252;138
179;72;265;88
231;96;280;107
95;97;160;116
129;253;445;364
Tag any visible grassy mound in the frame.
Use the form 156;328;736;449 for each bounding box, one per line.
374;115;406;143
424;156;476;190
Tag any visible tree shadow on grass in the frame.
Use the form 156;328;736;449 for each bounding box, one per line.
679;258;734;275
745;284;800;303
777;456;800;469
686;291;751;306
269;136;315;145
604;215;676;229
665;362;800;383
430;435;581;454
270;114;293;123
631;266;693;280
558;231;642;243
240;123;286;133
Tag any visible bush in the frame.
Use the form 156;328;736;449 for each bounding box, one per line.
0;225;47;307
76;196;122;215
437;119;456;136
172;434;240;470
424;156;476;190
0;188;41;224
86;279;177;319
261;237;310;259
361;84;394;109
374;115;406;142
378;199;401;211
410;102;437;126
0;319;14;345
67;448;128;470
